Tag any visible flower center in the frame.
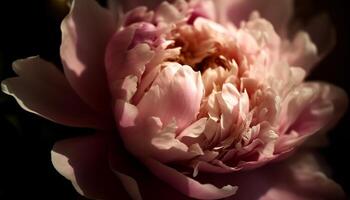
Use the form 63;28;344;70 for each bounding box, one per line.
165;19;240;74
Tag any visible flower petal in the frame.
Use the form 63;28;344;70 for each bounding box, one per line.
196;152;345;200
216;0;293;35
1;57;110;129
109;145;192;200
137;63;204;131
277;82;347;153
105;24;155;101
304;14;336;65
51;133;131;199
60;0;115;113
115;0;163;11
143;158;238;200
282;31;318;74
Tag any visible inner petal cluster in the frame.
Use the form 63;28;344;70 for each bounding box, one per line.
111;1;321;177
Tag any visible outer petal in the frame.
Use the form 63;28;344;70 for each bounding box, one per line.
304;14;336;61
215;0;293;34
60;0;115;113
276;82;347;153
1;57;111;129
51;133;131;200
282;31;318;74
288;14;336;73
143;158;238;200
109;139;192;200
196;152;345;200
117;0;165;11
137;63;204;131
287;82;347;135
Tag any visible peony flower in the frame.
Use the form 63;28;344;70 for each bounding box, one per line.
1;0;348;199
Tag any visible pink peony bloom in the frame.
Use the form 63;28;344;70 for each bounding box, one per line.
1;0;348;199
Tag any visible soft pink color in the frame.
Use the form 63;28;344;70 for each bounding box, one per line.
1;0;347;199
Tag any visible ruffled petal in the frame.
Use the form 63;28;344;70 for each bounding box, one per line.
60;0;115;113
1;57;111;129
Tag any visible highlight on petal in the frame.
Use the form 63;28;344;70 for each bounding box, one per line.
1;56;111;129
60;0;115;114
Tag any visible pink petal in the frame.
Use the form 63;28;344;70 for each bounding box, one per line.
276;82;347;153
60;0;115;113
280;82;348;135
51;133;130;199
303;14;336;67
196;152;345;200
105;24;155;101
288;82;347;135
216;0;293;35
137;63;204;131
155;1;183;24
116;0;164;11
123;6;154;26
118;112;201;163
282;31;318;74
109;146;192;200
143;158;238;200
107;0;123;27
1;57;111;129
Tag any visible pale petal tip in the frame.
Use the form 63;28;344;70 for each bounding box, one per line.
223;184;239;194
1;80;9;94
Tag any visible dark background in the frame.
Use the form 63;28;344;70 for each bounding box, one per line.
0;0;348;199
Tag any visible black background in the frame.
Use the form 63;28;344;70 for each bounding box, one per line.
0;0;349;199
